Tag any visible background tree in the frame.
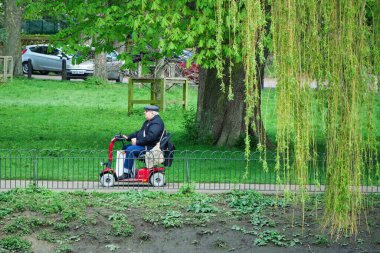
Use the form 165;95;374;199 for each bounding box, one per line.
0;1;5;47
22;0;270;148
194;1;272;148
4;0;23;76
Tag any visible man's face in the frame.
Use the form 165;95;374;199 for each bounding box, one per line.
144;110;154;120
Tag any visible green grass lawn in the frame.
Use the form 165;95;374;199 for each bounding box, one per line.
0;77;378;185
0;78;199;150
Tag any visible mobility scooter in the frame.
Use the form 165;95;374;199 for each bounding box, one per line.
99;134;173;187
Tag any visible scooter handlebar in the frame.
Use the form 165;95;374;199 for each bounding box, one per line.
114;134;130;141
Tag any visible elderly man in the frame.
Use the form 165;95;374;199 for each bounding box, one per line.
120;105;165;179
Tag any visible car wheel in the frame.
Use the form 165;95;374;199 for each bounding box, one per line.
39;71;49;75
22;62;31;74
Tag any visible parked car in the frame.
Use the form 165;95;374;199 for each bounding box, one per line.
21;44;124;82
21;45;66;74
65;58;94;80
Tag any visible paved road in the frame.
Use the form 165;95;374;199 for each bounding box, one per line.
27;73;129;83
26;74;279;88
1;180;378;193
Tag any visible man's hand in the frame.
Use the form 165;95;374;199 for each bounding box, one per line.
131;138;137;145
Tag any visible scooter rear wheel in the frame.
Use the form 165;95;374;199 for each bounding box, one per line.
149;172;165;187
100;173;115;187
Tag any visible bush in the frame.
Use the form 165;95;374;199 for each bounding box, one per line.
85;76;108;86
182;107;198;143
178;183;196;195
182;107;213;145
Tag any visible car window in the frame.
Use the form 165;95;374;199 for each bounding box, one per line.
40;46;48;54
46;47;60;56
31;46;42;53
32;46;48;54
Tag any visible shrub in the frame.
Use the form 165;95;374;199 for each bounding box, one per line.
108;213;134;236
182;107;198;144
85;76;108;86
178;183;196;195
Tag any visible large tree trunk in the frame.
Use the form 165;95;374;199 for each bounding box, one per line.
197;62;245;146
197;59;274;148
4;0;23;76
94;52;107;80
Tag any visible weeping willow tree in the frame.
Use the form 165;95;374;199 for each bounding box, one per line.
271;0;379;238
214;0;378;238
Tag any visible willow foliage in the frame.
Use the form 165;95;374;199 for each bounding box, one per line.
272;0;379;238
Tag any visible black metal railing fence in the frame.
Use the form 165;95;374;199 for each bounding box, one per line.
0;149;378;192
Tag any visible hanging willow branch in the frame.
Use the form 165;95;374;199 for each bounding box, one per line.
272;0;379;238
241;0;265;171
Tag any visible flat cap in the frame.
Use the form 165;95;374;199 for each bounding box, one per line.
144;105;159;112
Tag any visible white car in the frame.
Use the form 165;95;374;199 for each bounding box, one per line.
22;44;124;82
65;58;94;80
22;45;65;74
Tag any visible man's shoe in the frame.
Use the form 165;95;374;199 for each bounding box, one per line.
118;173;131;180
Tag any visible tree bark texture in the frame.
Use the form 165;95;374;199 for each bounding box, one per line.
197;62;245;146
94;52;108;80
4;0;23;76
197;59;273;148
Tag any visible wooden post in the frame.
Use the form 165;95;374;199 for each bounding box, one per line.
150;80;155;102
160;78;166;111
127;77;188;113
137;62;142;77
9;57;13;81
27;59;32;79
183;79;188;110
0;56;14;82
128;78;134;114
61;59;67;80
3;58;6;76
3;57;7;82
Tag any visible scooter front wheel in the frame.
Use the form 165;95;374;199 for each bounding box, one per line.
100;173;115;187
150;172;165;187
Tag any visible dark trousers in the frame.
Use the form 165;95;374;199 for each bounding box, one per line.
123;144;145;173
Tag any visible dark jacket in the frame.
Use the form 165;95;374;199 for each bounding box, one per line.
127;115;165;149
